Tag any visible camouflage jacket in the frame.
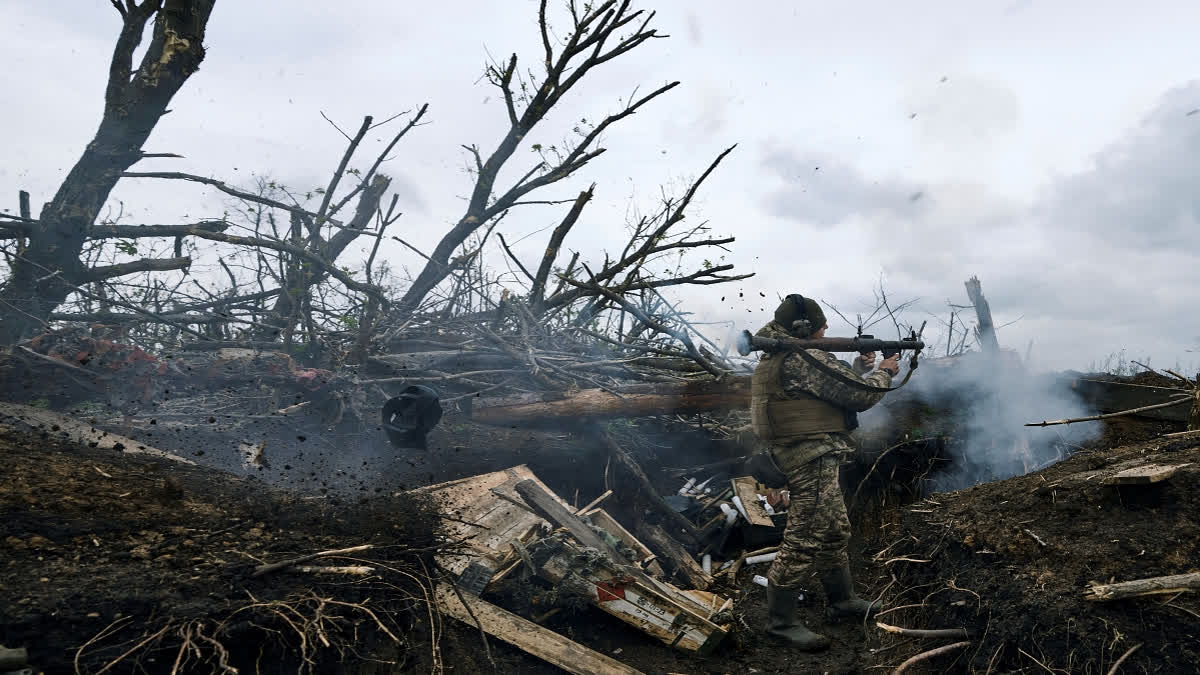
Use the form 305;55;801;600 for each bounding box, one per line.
753;321;893;472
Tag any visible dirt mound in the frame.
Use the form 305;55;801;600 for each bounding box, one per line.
857;432;1200;673
0;421;441;674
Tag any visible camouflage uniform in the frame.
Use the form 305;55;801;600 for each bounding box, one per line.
751;321;893;590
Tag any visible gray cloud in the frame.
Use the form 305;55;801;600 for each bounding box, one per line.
900;75;1022;150
1039;81;1200;251
759;147;929;227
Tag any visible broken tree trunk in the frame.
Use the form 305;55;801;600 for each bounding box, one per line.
1084;572;1200;601
964;276;1000;352
467;378;750;425
0;1;216;343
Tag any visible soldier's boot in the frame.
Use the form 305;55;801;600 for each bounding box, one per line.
821;563;881;620
766;585;830;651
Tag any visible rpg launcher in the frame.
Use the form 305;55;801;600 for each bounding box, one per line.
736;330;925;358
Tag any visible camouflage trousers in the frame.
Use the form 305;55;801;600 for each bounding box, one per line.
766;451;851;590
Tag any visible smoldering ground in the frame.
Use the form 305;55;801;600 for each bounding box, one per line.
856;351;1101;492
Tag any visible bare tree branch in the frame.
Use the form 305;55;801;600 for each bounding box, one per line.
81;256;192;283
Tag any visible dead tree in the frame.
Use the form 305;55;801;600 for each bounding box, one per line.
394;0;676;319
0;0;216;344
964;276;1000;352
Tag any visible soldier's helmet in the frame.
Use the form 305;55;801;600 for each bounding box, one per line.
774;293;826;338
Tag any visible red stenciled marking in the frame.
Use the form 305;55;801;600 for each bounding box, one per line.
596;582;626;602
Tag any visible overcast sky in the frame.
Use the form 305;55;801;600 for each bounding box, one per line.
4;1;1200;373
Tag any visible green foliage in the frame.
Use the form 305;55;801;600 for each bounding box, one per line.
113;240;138;256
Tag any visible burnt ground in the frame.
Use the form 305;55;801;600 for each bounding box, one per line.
854;425;1200;674
3;399;1198;674
0;419;444;675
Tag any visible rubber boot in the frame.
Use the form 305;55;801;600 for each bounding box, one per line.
766;585;830;651
821;563;880;620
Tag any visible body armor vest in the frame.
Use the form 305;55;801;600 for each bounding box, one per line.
750;352;847;440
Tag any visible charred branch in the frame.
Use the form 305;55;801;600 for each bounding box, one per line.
395;1;674;317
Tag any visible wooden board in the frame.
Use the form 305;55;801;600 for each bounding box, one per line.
435;583;644;675
634;522;713;591
584;508;666;577
731;476;775;527
514;479;624;559
417;465;570;577
537;540;730;655
1102;463;1192;485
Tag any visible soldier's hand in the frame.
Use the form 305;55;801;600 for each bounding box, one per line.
879;354;901;376
855;351;877;371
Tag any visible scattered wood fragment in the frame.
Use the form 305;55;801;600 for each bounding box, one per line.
586;508;665;577
1162;428;1200;439
892;640;970;674
1022;529;1047;547
291;565;375;575
0;646;28;670
576;489;614;514
251;544;373;577
635;522;712;590
1084;573;1200;601
1106;642;1143;675
876;622;970;639
1102;463;1191;485
722;546;778;580
513;480;625;562
434;583;644;675
535;538;729;654
599;431;699;541
418;465;568;578
730;476;774;527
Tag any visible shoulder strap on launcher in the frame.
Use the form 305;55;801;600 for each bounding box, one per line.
785;347;920;393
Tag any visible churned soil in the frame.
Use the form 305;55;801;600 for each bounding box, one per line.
3;398;1197;674
855;429;1200;673
0;418;441;675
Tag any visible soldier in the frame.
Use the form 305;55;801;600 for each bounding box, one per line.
751;294;900;651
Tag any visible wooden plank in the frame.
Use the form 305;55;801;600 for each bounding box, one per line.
418;466;569;576
434;583;644;675
1102;463;1191;485
513;479;624;560
585;508;666;577
536;541;729;655
730;476;774;527
634;523;712;591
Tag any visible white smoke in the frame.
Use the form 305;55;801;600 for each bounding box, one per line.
857;350;1102;492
